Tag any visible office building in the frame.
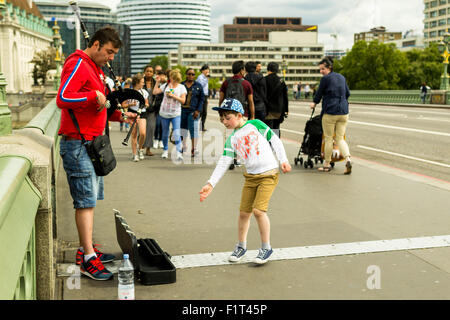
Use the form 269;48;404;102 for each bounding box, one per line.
384;31;425;51
220;16;317;43
117;0;211;74
354;26;402;44
423;0;450;44
324;50;346;60
170;31;323;87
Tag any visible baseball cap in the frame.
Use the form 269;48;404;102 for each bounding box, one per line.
212;98;245;115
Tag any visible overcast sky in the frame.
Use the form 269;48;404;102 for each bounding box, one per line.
100;0;424;51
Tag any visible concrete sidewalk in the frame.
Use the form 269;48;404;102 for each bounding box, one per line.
56;118;450;300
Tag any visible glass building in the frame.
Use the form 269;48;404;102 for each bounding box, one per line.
35;0;132;78
117;0;211;74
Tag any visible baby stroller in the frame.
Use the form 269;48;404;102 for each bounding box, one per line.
294;110;323;168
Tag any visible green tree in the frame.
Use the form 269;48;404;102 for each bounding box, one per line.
400;42;442;90
209;77;221;90
148;55;168;71
336;40;408;90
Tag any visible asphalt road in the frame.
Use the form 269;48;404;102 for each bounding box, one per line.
226;100;450;183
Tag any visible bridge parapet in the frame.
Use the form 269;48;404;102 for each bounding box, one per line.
0;98;61;300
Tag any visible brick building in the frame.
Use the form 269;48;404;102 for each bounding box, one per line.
219;16;317;43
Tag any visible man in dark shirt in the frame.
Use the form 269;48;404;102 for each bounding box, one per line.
219;60;255;120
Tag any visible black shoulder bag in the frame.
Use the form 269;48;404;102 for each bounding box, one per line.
68;109;116;176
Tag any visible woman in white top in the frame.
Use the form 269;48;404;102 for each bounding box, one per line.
152;69;187;160
128;73;149;162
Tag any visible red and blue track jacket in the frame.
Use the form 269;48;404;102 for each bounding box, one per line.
57;50;121;141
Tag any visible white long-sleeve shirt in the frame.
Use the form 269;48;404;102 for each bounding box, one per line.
207;119;289;187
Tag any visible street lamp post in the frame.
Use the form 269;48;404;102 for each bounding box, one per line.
438;32;450;91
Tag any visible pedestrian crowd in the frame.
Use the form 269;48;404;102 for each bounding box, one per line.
114;59;292;163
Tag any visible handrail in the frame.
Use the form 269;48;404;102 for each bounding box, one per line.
0;97;61;300
0;155;42;300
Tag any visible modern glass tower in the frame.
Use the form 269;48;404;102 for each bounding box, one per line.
117;0;211;74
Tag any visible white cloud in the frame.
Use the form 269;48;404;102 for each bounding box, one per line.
97;0;424;50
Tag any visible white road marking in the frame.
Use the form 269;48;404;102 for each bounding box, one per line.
289;103;450;116
357;145;450;169
288;112;450;137
170;235;450;269
418;116;450;123
56;235;450;273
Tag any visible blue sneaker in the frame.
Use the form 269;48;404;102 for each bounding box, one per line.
253;248;273;264
228;246;247;262
80;256;113;281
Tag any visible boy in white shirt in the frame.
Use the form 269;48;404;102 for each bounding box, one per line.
199;98;291;264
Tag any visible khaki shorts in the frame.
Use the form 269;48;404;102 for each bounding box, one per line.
240;172;279;213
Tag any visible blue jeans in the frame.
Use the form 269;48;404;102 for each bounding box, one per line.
59;139;104;209
154;114;163;141
180;108;200;139
160;115;182;152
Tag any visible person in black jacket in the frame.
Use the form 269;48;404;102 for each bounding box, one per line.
245;61;267;121
264;62;288;137
310;56;352;174
181;68;205;157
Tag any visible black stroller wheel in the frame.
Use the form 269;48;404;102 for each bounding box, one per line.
294;158;298;165
299;157;304;165
330;162;335;168
309;160;314;168
303;161;308;169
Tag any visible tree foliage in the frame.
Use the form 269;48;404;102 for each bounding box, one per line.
402;42;442;89
334;40;443;90
148;55;168;71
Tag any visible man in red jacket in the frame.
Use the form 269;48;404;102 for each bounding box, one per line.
57;27;135;281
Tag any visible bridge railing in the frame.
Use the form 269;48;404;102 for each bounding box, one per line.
0;98;61;300
289;90;433;104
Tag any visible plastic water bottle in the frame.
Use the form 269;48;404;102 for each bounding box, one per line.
118;254;135;300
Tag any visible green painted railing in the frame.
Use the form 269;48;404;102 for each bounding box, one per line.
0;97;61;300
347;90;432;104
290;90;435;104
0;155;42;300
24;98;61;179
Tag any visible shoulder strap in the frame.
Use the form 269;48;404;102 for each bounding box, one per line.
68;109;88;144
